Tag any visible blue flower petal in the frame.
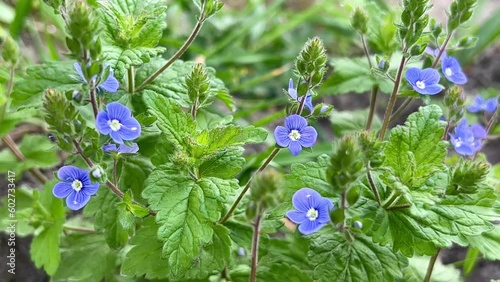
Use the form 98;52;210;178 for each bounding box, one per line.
285;114;307;130
317;198;334;223
96;111;111;135
484;98;498;113
298;126;317;147
286;210;307;224
288;141;302;156
107;102;131;122
292;188;322;212
98;70;119;93
57;165;87;182
66;191;91;210
274;126;291;147
110;130;124;144
53;182;73;198
82;183;100;197
471;124;487;139
420;68;441;85
421;84;444;95
298;220;324;235
118;117;141;140
73;62;87;82
405;67;421;85
103;143;139;154
288;78;297;99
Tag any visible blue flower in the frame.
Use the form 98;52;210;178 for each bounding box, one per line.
286;188;334;235
468;96;498;113
96;102;141;144
441;55;467;85
288;78;313;111
405;67;444;95
73;62;119;93
449;119;487;156
274;114;317;156
53;166;100;210
424;47;446;59
102;143;139;154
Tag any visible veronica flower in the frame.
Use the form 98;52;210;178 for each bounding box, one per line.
73;62;119;93
468;96;498;113
102;143;139;154
274;115;317;156
288;78;313;111
449;119;487;156
441;55;467;85
53;166;99;210
405;67;444;95
96;102;141;144
286;188;334;235
424;47;446;59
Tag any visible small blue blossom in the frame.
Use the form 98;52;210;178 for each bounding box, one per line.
102;143;139;154
449;119;487;156
53;166;99;210
73;62;119;93
274;114;317;156
286;188;334;235
96;102;141;144
405;67;444;95
441;55;467;85
424;47;446;59
468;96;498;113
288;78;313;111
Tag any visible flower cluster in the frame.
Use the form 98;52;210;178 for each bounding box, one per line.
274;115;317;156
73;62;119;93
53;166;100;210
468;95;498;113
286;188;334;235
449;119;486;156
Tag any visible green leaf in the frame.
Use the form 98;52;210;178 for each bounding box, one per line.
136;60;231;109
331;109;381;137
403;256;462;282
102;45;165;79
11;61;81;109
465;225;500;260
117;155;154;202
121;217;169;279
143;164;239;277
308;229;407;281
30;180;66;275
18;134;59;170
321;57;393;95
185;225;231;279
0;108;38;138
198;147;246;179
83;188;129;249
143;91;196;150
53;233;117;281
0;187;35;236
385;105;447;189
285;154;335;198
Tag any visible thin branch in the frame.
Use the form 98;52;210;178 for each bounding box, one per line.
2;135;48;184
366;166;381;205
424;249;441;282
389;97;414;123
366;86;379;130
128;66;135;94
89;82;98;118
250;205;263;282
63;225;96;233
432;32;453;69
361;34;373;69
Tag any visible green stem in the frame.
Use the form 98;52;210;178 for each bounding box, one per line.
366;166;381;205
0;65;15;125
250;204;263;282
89;83;98;118
219;148;280;224
432;32;453;69
424;249;441;282
382;190;399;209
378;57;407;140
2;135;48;184
136;7;207;92
366;86;379;130
128;66;135;94
389;97;413;123
63;225;95;233
361;34;373;69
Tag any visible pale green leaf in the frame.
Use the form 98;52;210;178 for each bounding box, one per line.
465;225;500;260
18;134;59;170
403;256;463;282
198;147;246;179
102;45;165;79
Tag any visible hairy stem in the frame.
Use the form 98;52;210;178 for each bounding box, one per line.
219;148;280;224
389;97;413;123
2;135;48;184
113;159;118;186
128;66;135;94
136;5;207;92
366;166;381;205
89;82;98;118
0;65;15;125
424;249;441;282
366;86;379;130
250;206;263;282
63;225;96;233
378;57;407;140
361;34;373;69
432;32;453;69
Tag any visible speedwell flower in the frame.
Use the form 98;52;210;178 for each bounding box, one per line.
288;78;313;111
53;166;99;210
96;102;141;144
274;115;317;156
286;188;334;235
405;67;444;95
468;96;498;113
441;56;467;85
102;143;139;154
73;62;119;93
449;119;487;156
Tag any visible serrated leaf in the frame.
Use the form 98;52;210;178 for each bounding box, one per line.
11;61;80;109
121;217;169;279
143;92;195;150
385;105;447;189
30;180;65;275
102;45;165;79
465;225;500;260
143;164;239;277
198;147;246;179
52;233;117;281
308;229;407;281
83;189;129;249
285;154;335;198
321;57;393;95
136;60;231;109
118;155;154;203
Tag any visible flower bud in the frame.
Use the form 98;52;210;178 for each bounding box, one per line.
294;37;327;88
326;135;364;192
1;33;20;64
353;221;363;229
351;8;368;34
312;103;333;118
186;63;211;107
250;168;283;210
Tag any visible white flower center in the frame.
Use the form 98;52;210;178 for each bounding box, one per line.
416;80;426;89
445;67;453;77
289;130;301;141
71;180;83;192
109;119;121;131
454;138;463;148
306;208;319;221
